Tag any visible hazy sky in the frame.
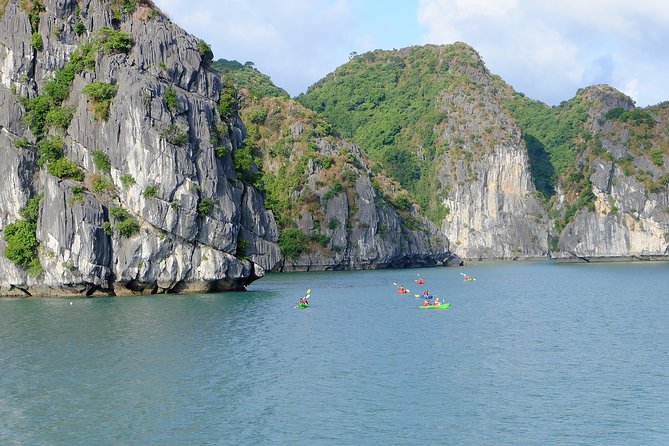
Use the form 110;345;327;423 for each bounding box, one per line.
152;0;669;107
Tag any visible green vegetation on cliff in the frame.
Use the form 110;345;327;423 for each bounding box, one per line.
0;0;9;17
296;43;490;224
604;101;669;193
3;194;44;275
23;27;131;138
213;59;289;99
233;93;343;252
232;83;426;258
504;93;589;197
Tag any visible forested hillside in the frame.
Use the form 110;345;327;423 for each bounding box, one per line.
212;59;289;99
298;43;549;259
297;43;669;260
212;60;452;270
297;44;482;224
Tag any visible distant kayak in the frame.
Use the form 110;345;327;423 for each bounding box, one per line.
297;288;311;308
419;303;451;309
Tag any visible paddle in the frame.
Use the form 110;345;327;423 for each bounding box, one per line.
393;282;409;293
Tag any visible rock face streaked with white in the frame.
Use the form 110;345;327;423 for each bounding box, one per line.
0;0;280;295
434;45;548;259
553;86;669;261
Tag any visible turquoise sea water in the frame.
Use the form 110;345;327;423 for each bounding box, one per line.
1;261;668;445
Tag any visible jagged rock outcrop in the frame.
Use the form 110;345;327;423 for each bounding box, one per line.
551;86;669;260
298;44;669;262
286;139;451;271
433;46;548;259
0;0;281;296
299;43;549;260
3;2;666;296
234;95;452;271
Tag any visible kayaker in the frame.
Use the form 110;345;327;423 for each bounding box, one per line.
299;295;309;306
434;297;440;306
398;285;407;293
422;298;430;306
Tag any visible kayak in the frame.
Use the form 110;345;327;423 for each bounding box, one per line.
396;290;409;294
463;278;473;282
419;303;451;309
297;303;309;308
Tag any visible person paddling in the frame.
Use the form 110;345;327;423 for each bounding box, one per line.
299;294;309;306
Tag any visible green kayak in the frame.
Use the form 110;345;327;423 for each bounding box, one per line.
419;303;451;309
297;303;309;308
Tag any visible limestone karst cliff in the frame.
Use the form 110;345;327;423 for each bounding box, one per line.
233;92;452;271
299;44;549;260
298;44;669;262
546;86;669;260
0;0;278;296
2;3;667;298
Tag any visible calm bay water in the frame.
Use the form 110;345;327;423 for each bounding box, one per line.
1;261;668;445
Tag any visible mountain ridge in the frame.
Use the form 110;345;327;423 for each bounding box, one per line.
296;43;669;261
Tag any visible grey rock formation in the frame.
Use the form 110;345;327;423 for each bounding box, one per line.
0;0;279;295
551;86;669;260
277;133;451;271
3;2;665;298
434;47;549;259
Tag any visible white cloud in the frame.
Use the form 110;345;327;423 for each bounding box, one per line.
153;0;362;97
418;0;669;106
622;79;640;102
152;0;669;106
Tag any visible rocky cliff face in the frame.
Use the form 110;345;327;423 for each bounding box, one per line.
299;44;669;262
298;43;549;260
432;46;548;259
0;0;454;297
0;0;281;296
234;94;453;271
550;86;669;260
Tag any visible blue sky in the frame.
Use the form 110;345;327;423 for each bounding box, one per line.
152;0;669;107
